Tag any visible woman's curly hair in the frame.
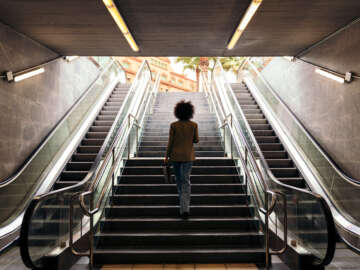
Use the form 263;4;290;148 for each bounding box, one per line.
174;100;195;120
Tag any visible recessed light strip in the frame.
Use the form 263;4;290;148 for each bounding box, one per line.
227;0;263;50
315;68;345;84
14;68;45;82
102;0;139;52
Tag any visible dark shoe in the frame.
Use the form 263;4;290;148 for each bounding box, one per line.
181;212;189;219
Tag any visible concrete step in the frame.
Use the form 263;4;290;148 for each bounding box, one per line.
118;174;240;184
100;216;258;232
93;248;266;265
125;158;234;167
105;205;255;218
95;231;263;248
136;151;225;157
109;194;249;206
114;183;246;194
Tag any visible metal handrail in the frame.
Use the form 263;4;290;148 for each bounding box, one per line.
201;72;285;268
0;57;107;188
210;60;336;266
19;60;148;269
240;58;360;187
239;58;357;253
73;72;160;266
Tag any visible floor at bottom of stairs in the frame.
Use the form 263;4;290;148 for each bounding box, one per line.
69;257;290;270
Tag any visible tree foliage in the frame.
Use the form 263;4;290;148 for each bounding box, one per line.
175;57;245;74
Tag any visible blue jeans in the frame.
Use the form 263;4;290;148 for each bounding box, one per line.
173;162;192;214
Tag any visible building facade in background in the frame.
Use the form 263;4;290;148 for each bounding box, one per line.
116;57;196;92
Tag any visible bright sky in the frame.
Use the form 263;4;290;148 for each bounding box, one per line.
169;57;196;80
169;57;237;83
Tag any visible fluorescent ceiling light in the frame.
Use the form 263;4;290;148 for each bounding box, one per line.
283;56;294;61
227;0;263;50
315;68;344;84
14;68;45;82
102;0;139;52
65;56;79;62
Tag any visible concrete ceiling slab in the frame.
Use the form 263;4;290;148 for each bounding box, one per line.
0;0;359;56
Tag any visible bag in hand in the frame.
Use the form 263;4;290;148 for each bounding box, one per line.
163;164;173;184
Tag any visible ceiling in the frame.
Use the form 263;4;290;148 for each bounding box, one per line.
0;0;359;56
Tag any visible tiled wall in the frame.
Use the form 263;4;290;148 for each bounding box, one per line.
261;22;360;179
0;22;99;180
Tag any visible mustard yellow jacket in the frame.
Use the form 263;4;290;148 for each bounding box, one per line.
166;120;199;162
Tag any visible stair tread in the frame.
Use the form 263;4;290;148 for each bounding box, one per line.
96;231;263;236
111;194;247;197
101;217;257;222
94;248;266;253
116;183;244;186
106;205;252;208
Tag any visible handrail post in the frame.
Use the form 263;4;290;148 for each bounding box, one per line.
270;191;288;255
265;191;270;269
244;148;248;185
127;115;131;159
229;114;233;158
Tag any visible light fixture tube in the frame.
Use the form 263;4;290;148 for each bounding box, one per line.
65;56;79;62
315;68;345;84
102;0;139;52
283;56;294;61
14;68;45;82
227;0;263;50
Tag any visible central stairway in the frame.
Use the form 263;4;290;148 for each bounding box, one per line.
94;92;266;266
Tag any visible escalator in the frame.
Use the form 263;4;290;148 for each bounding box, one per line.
207;60;337;269
0;58;127;252
17;59;155;269
209;58;360;268
236;59;360;255
0;57;132;252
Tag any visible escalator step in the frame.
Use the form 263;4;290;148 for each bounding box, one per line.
97;115;117;121
94;121;114;126
72;153;97;162
86;132;108;139
77;145;101;153
263;151;288;159
82;139;105;146
67;162;93;171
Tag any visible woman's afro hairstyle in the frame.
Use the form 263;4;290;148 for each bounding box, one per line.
174;100;195;120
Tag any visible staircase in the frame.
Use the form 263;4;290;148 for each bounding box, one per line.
94;92;266;266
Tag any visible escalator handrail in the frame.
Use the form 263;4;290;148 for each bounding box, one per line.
86;60;153;195
19;59;147;269
240;58;360;187
242;58;360;252
202;73;267;213
211;59;336;266
0;57;107;188
80;71;159;217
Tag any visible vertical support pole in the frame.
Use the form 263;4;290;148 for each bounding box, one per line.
265;192;270;270
136;125;139;157
223;127;226;157
244;148;248;186
89;214;94;269
112;148;115;198
127;115;131;159
229;115;233;159
89;193;94;269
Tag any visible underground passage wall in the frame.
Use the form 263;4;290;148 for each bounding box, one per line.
259;21;360;179
0;22;99;181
